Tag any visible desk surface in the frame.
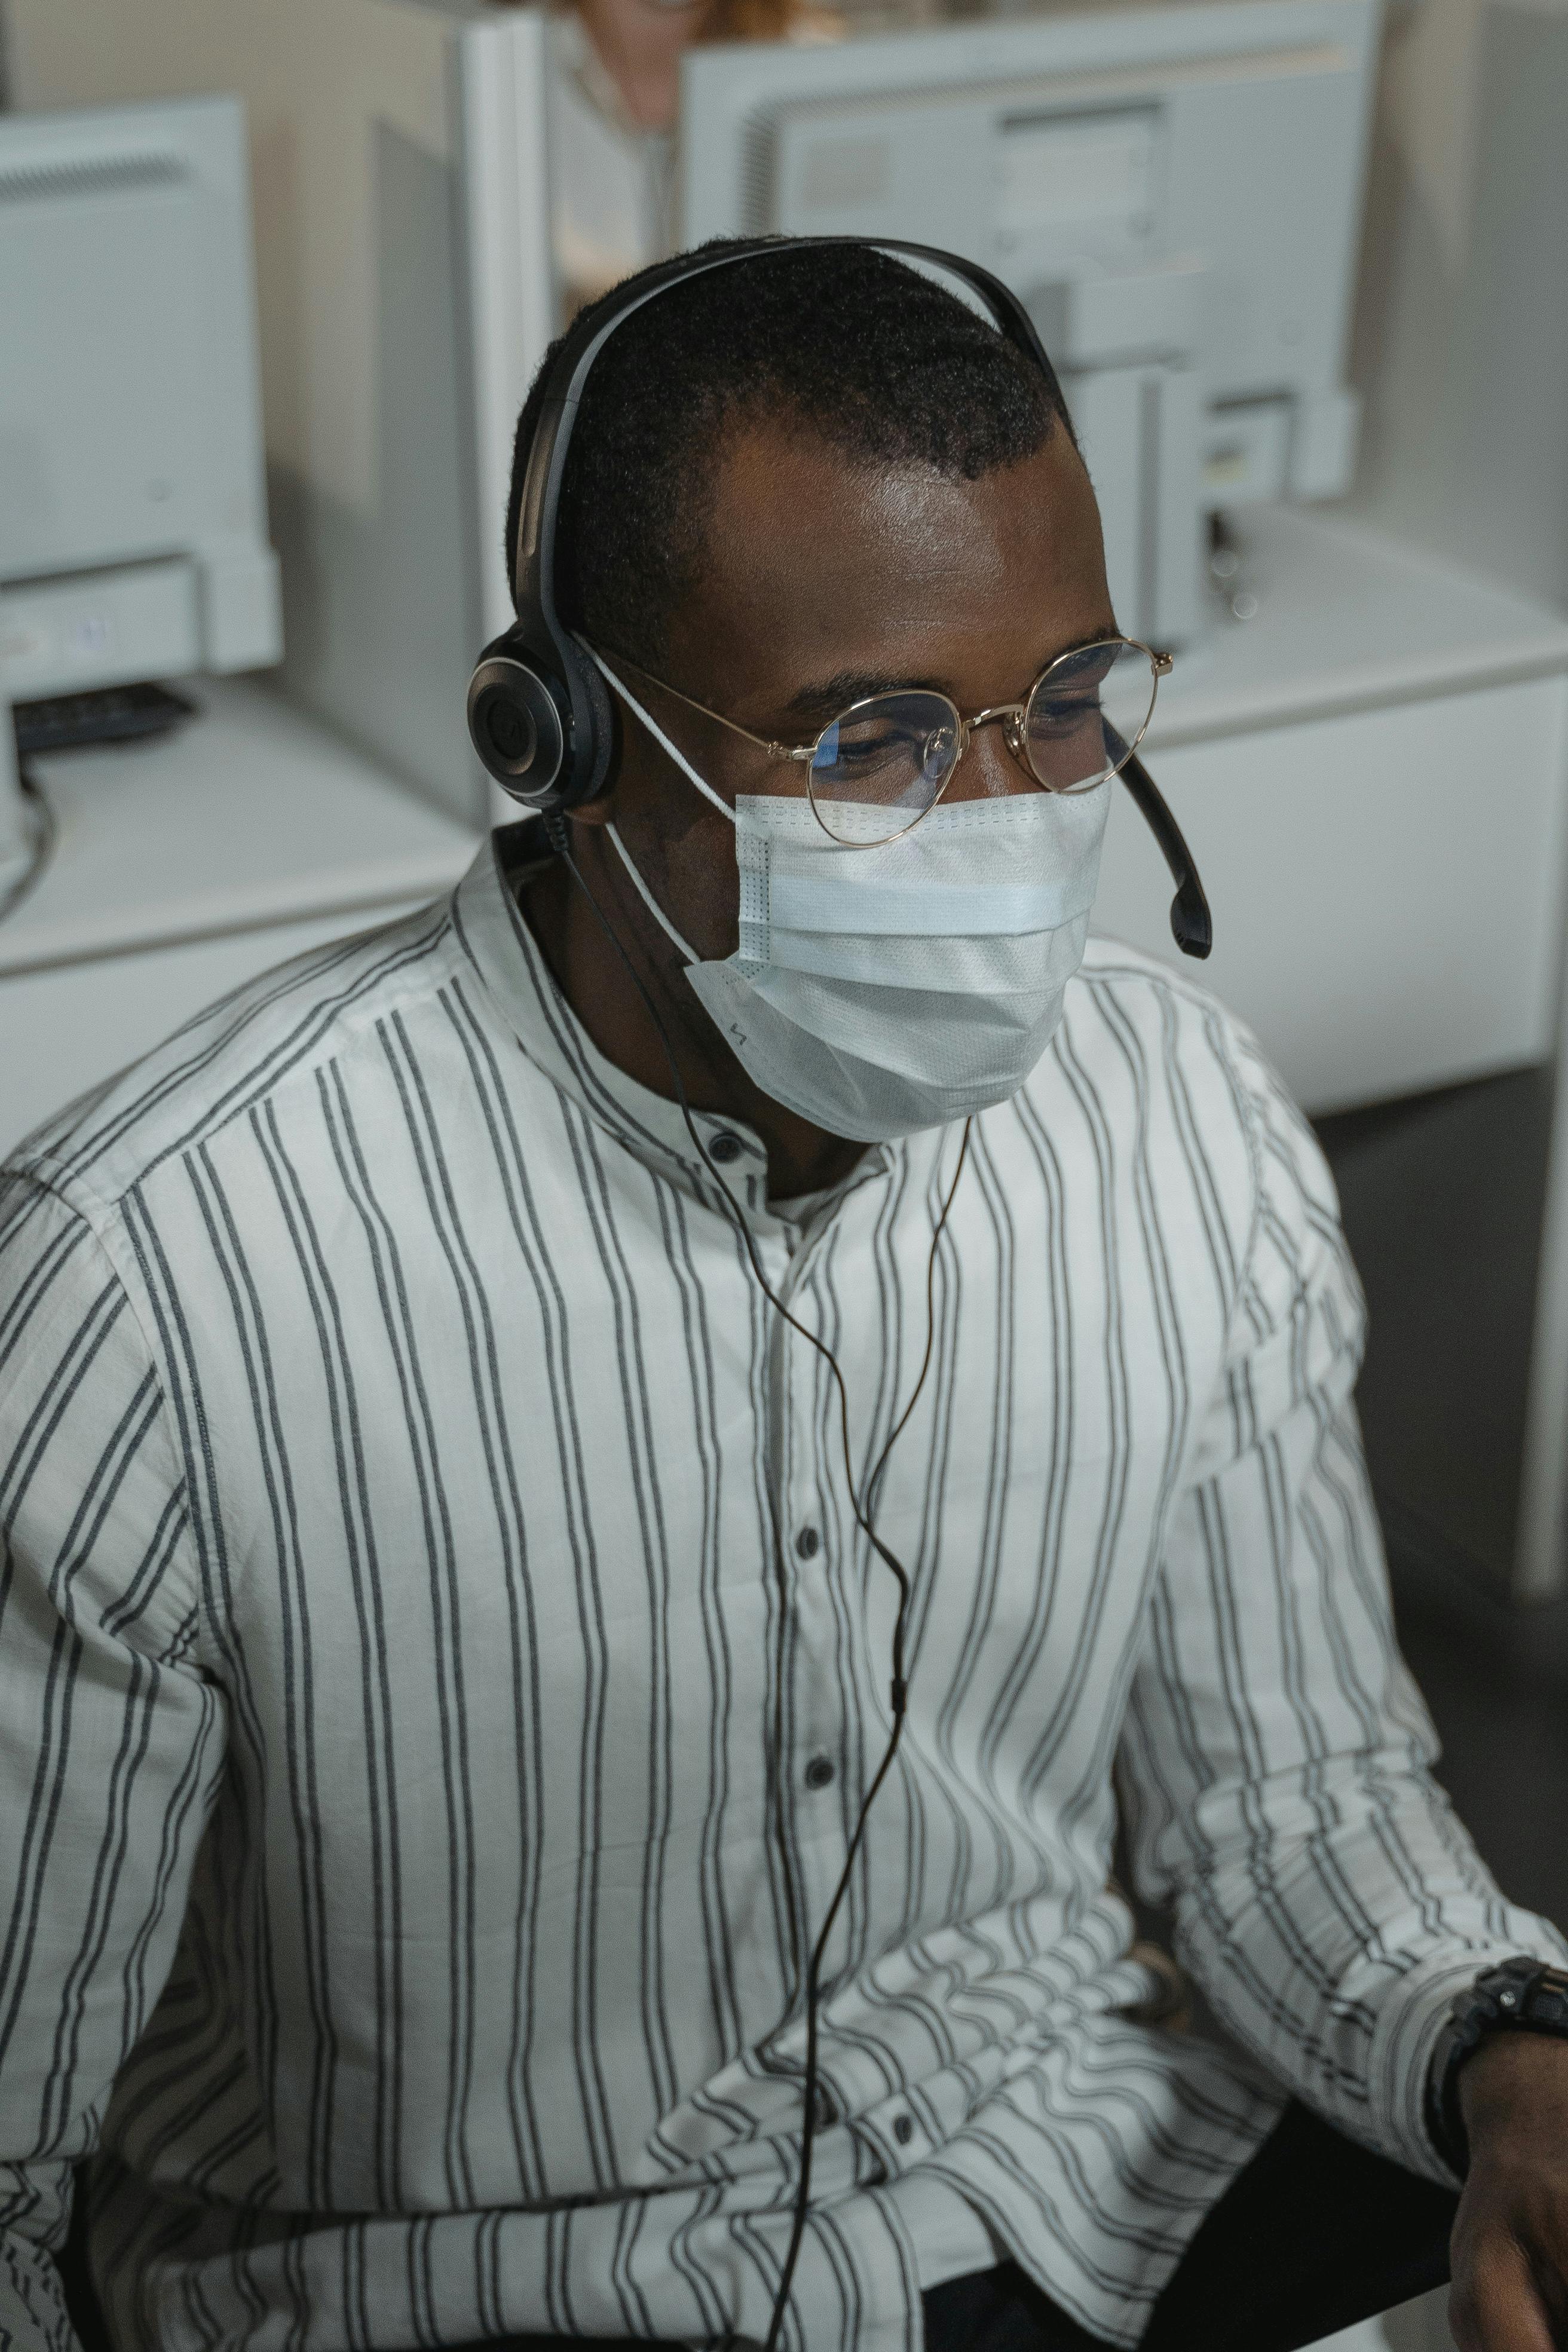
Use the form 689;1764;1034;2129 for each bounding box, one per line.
0;678;480;979
4;515;1566;981
1146;507;1568;750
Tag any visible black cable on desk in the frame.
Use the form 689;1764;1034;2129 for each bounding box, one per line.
0;764;58;928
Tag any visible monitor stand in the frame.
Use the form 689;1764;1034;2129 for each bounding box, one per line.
0;700;33;900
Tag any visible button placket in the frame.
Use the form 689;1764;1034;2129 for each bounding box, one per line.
691;1119;770;1227
770;1255;850;1918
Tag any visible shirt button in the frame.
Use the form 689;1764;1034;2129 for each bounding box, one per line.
804;1755;836;1790
892;2114;915;2146
706;1131;743;1165
795;1527;820;1560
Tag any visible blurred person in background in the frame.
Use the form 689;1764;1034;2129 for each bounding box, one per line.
545;0;840;308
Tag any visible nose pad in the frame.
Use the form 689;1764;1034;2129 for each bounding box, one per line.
939;708;1040;803
967;712;1037;800
924;720;960;778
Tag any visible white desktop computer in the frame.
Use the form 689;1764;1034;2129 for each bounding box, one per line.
681;0;1381;648
0;0;1377;819
0;93;281;896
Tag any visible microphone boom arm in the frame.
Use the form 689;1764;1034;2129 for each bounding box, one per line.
1116;749;1212;960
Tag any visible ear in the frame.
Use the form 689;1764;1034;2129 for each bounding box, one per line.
575;642;616;800
568;792;618;829
567;653;620;825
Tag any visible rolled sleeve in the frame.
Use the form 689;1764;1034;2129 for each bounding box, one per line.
0;1175;226;2351
1115;1031;1567;2183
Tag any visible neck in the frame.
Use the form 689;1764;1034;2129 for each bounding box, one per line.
574;0;709;130
516;825;868;1201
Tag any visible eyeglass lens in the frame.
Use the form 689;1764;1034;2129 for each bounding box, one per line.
808;696;960;823
1023;640;1157;793
806;639;1159;844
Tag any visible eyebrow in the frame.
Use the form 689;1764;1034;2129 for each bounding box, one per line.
776;624;1123;728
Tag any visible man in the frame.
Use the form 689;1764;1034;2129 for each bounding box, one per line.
1;243;1565;2352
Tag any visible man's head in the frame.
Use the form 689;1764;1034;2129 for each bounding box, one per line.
506;240;1079;678
507;241;1116;1166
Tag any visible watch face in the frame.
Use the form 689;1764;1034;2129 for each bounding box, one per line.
1530;1970;1568;2026
1479;1961;1568;2032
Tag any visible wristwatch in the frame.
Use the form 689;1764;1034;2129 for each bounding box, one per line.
1428;1956;1568;2174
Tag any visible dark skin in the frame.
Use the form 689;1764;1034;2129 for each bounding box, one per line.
519;414;1568;2344
519;414;1116;1200
1455;2038;1568;2350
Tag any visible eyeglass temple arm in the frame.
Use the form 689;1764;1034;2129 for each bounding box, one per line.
1115;746;1212;960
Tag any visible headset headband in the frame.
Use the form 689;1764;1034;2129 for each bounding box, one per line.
512;234;1058;656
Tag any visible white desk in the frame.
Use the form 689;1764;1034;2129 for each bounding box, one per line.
0;678;480;1153
1092;506;1568;1115
1093;507;1568;1601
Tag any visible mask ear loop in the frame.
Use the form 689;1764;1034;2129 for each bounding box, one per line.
540;810;968;2352
582;638;738;824
604;824;701;965
586;636;736;968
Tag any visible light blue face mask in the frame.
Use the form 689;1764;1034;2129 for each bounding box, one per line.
586;646;1111;1143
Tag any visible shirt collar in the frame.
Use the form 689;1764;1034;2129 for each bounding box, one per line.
449;824;899;1232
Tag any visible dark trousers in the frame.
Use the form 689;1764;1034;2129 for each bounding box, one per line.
460;2101;1459;2352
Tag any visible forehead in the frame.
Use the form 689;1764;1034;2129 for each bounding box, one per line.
664;417;1111;708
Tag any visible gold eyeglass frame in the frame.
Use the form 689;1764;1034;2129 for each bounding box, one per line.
595;637;1174;848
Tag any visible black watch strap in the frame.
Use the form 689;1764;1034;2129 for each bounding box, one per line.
1428;1957;1568;2175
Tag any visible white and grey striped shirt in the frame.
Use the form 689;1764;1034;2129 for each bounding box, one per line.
2;832;1561;2352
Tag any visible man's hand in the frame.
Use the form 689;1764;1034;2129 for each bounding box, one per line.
1448;2035;1568;2350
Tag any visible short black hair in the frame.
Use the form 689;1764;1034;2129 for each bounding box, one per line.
504;238;1072;669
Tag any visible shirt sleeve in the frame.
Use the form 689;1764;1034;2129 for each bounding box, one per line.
0;1174;226;2352
1114;1024;1568;2185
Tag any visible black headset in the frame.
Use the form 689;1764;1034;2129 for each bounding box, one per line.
466;233;1211;957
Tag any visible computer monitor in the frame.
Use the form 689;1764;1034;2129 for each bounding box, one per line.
679;0;1381;647
0;93;281;886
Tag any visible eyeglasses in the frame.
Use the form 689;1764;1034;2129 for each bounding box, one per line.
598;636;1173;848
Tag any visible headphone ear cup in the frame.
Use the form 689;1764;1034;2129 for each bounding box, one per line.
562;641;616;807
467;630;571;805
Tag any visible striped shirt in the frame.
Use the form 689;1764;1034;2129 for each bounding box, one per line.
2;828;1561;2352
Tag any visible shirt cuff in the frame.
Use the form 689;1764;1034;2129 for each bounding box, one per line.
1371;1938;1568;2186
